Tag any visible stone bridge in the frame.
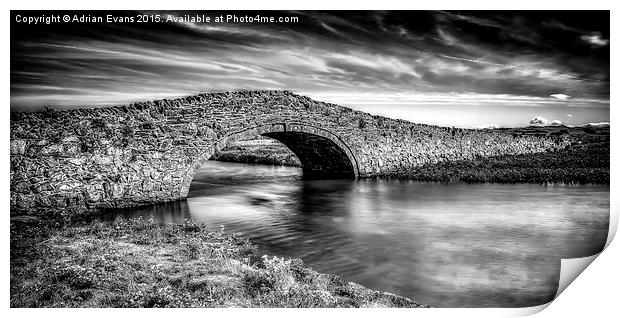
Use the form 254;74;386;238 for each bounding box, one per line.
10;90;567;214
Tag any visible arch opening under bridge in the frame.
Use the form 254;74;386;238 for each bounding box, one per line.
178;122;360;198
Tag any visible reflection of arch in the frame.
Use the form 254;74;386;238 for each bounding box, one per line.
179;122;359;198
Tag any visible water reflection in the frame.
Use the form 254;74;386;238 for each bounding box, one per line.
103;161;609;308
100;200;192;224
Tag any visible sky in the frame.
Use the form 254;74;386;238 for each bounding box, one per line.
10;10;610;127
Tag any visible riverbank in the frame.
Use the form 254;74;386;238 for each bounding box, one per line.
10;216;428;308
389;142;609;184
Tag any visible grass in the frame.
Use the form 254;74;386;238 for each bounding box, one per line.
211;143;301;167
391;142;609;184
10;216;428;308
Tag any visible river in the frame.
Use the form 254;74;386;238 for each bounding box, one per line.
102;160;610;307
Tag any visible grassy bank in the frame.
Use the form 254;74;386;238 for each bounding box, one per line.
211;143;301;167
390;142;609;184
10;217;428;308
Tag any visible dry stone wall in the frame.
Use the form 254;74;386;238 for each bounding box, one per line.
10;90;569;215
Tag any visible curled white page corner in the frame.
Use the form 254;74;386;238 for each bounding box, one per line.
499;302;552;317
554;253;600;299
605;204;618;248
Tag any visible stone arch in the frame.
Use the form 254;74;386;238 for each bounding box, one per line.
178;122;359;198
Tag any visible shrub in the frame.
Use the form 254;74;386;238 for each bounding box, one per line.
358;117;367;129
42;106;61;119
242;270;275;297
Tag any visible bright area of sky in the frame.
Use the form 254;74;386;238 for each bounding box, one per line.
10;11;609;128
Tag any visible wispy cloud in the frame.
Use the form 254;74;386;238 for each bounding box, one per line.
550;94;570;100
10;10;609;126
581;32;609;47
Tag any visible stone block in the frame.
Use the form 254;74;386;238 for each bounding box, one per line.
10;139;28;155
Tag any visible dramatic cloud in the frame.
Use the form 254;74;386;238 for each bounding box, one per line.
10;10;610;127
551;120;563;126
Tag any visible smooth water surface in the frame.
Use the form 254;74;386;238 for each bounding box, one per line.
103;161;609;307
